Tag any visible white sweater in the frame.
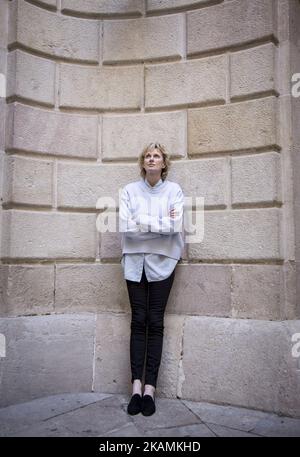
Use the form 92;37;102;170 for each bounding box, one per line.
119;177;185;260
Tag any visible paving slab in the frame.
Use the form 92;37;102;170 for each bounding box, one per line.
0;392;112;437
0;393;300;437
182;400;277;432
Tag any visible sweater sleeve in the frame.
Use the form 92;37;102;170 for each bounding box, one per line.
119;188;161;240
136;187;184;236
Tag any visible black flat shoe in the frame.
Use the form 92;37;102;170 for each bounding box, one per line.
141;394;156;416
127;393;142;415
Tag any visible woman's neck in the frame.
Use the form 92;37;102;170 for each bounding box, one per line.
145;174;162;187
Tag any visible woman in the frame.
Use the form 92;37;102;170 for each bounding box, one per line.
119;142;184;416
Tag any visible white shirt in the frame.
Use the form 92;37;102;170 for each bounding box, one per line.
121;177;178;282
121;252;177;282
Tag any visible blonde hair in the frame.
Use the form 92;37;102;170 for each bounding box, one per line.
138;142;171;181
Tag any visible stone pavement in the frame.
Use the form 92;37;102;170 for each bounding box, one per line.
0;393;300;437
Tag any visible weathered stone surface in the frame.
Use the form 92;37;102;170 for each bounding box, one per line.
57;162;138;209
181;317;300;415
5;103;98;159
145;56;226;108
187;0;277;55
0;314;95;407
93;313;131;394
7;50;55;105
8;398;131;437
147;0;215;12
0;96;6;149
103;14;184;63
143;422;215;437
231;152;282;205
59;63;142;110
102;111;186;160
182;399;272;432
187;208;282;260
55;264;129;313
168;158;227;207
168;264;231;317
1;392;300;436
289;0;300;320
230;43;278;98
8;0;99;62
188;97;279;154
0;393;111;438
1;210;97;259
0;264;54;317
0;0;9;49
0;151;4;201
61;0;143;16
277;320;300;417
3;155;53;206
100;230;123;260
156;315;185;398
0;47;7;74
30;0;56;7
231;265;283;320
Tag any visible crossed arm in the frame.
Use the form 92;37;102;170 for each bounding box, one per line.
119;187;184;239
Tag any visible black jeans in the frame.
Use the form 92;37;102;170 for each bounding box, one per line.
126;266;176;389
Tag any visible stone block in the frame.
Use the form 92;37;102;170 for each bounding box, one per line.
8;0;99;62
7;50;55;106
155;315;185;398
230;43;278;98
145;56;226;109
55;264;129;313
3;155;53;206
168;264;231;317
57;162;138;209
187;0;277;55
0;264;54;316
94;313;131;393
231;152;282;205
103;14;184;63
5;103;98;159
187;208;282;260
1;210;97;259
168;158;227;207
231;265;283;320
0;392;111;438
0;0;9;49
188;97;279;154
59;63;142;110
0;314;95;407
181;317;300;416
0;99;5;151
100;230;122;260
102;111;186;160
0;150;4;201
278;320;300;417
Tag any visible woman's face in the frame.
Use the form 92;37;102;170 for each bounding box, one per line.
143;148;165;176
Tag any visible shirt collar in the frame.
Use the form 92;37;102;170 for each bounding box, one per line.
144;177;163;189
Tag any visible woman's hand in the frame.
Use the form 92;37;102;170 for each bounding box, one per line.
169;208;179;219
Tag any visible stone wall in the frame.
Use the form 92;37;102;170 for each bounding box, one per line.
0;0;299;417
